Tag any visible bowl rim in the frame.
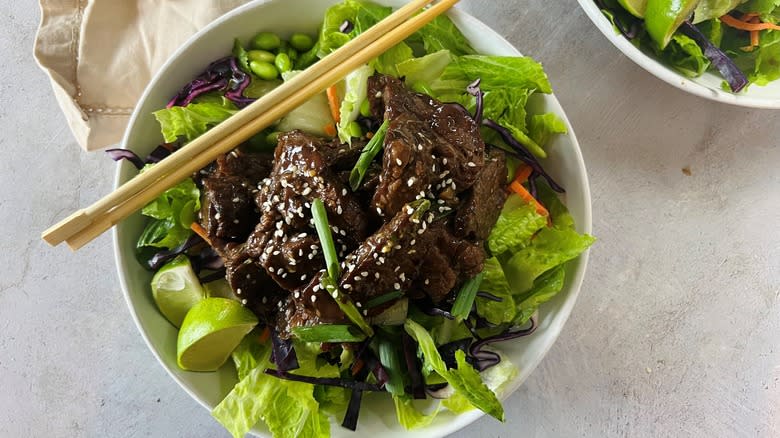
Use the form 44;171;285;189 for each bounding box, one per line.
112;0;593;436
577;0;780;109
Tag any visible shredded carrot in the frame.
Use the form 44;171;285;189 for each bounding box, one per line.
323;123;337;137
509;180;549;218
720;14;780;31
258;327;271;343
751;29;760;47
351;358;365;377
512;164;533;185
190;222;212;246
161;142;175;152
742;12;759;21
326;85;341;124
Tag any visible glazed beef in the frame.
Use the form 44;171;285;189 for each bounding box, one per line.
200;152;272;241
454;148;508;241
198;75;510;336
367;75;485;218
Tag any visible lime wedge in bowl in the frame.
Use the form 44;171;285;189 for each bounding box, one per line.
645;0;699;48
151;255;206;328
177;298;258;372
618;0;647;18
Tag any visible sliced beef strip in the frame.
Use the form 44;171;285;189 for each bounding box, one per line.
367;75;485;218
274;271;350;339
222;131;370;298
221;244;287;323
199;151;273;242
454;148;508;241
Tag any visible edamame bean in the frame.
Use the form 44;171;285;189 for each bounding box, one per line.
290;33;315;52
249;60;279;80
247;50;276;63
274;53;292;74
251;32;281;51
359;99;372;117
347;121;364;138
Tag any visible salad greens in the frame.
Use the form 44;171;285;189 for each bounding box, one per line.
128;1;594;437
598;0;780;91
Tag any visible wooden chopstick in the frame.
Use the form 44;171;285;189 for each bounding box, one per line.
44;0;461;250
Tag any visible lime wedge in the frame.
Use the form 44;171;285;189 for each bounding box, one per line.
151;255;206;328
645;0;699;49
618;0;647;18
203;278;238;300
177;298;258;372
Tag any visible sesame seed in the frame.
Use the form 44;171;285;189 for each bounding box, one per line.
467;161;476;167
361;271;369;277
241;299;247;305
376;207;382;215
232;197;240;203
281;272;288;278
399;273;406;281
396;158;403;166
343;284;352;290
277;301;283;308
268;267;275;274
378;257;385;264
233;219;240;224
337;205;343;215
394;266;400;272
417;144;423;151
394;244;401;250
302;187;312;196
237;288;243;295
342;188;348;196
301;274;307;281
311;294;318;303
406;206;414;214
313;284;321;292
273;250;280;256
393;282;401;290
356;301;362;308
214;213;221;220
375;91;382;98
407;177;416;187
375;272;380;279
262;296;268;303
417;228;425;234
274;230;283;237
289;260;297;266
410;239;416;246
294;291;300;299
340;230;347;236
424;279;429;285
442;158;448;165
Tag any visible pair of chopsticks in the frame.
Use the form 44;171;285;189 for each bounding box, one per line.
42;0;460;250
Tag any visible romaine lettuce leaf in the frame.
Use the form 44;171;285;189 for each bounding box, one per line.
212;342;338;438
487;194;547;256
748;30;780;86
277;71;333;136
514;265;566;325
231;332;266;381
654;33;710;77
441;351;517;415
475;257;516;325
396;50;454;87
372;41;414;78
529;113;568;149
337;65;374;144
393;395;441;430
413;15;476;56
137;176;200;249
434;55;552;95
317;0;391;57
404;320;504;421
153;97;238;143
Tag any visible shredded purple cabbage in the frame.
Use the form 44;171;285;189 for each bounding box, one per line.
270;330;300;372
466;78;484;125
341;389;363;431
197;246;225;271
679;21;748;93
401;332;426;400
265;369;386;391
147;235;202;270
167;56;256;108
483;122;565;193
438;338;477;370
469;318;538;371
594;0;642;38
476;291;503;302
105;149;145;170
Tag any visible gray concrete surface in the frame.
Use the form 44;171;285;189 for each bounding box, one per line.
1;1;778;437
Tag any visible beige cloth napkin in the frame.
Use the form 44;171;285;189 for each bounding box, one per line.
34;0;252;151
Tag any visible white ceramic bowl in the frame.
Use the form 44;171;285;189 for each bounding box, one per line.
577;0;780;108
113;1;592;436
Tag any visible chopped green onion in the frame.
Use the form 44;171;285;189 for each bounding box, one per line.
349;119;390;191
377;336;405;395
451;272;484;321
292;324;366;343
321;275;374;337
311;198;340;279
365;291;403;309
